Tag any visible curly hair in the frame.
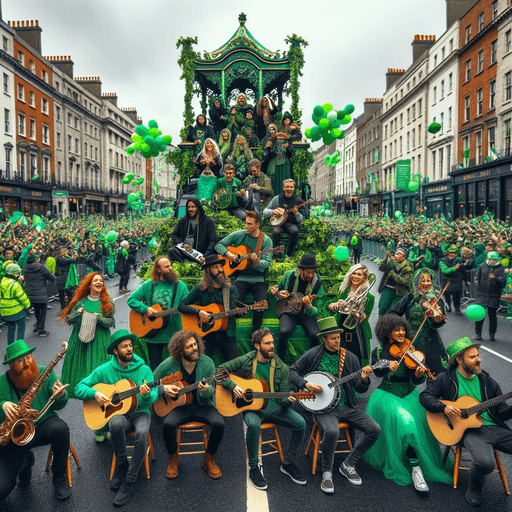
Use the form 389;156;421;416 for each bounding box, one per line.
252;327;273;347
167;330;204;361
59;272;114;322
375;314;411;346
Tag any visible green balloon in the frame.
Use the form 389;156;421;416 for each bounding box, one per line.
313;105;325;117
340;115;352;125
465;304;486;322
126;146;135;156
135;125;149;137
147;120;158;129
304;128;312;138
334;246;349;261
344;104;355;115
337;110;346;120
319;118;330;129
106;230;117;243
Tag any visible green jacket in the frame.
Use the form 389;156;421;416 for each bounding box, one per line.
153;355;216;407
277;269;324;317
378;257;413;297
127;279;189;344
242;172;273;209
74;354;157;416
0;276;31;318
216;177;243;208
0;366;68;426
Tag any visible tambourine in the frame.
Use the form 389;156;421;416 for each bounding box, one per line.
213;188;232;209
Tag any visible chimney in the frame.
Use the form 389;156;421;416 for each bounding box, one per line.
385;68;406;91
412;35;436;63
102;92;118;107
364;98;383;120
75;76;102;99
446;0;480;29
120;107;138;124
45;55;74;78
8;20;42;54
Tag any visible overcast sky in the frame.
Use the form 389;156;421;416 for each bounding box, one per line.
4;0;448;145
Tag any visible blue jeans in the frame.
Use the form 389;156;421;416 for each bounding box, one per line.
3;313;26;345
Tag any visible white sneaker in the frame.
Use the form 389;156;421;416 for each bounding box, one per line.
320;472;334;494
412;466;429;492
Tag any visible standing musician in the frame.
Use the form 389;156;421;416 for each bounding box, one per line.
420;337;512;508
167;196;217;264
242;159;273;213
271;252;323;362
178;255;240;362
263;179;305;259
153;331;224;480
289;317;379;494
215;210;272;332
74;330;158;507
220;328;307;491
127;257;189;371
0;341;70;501
329;264;375;367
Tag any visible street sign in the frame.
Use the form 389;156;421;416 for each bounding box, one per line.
396;160;411;191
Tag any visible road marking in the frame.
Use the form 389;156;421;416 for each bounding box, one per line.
243;423;270;512
480;345;512;364
113;293;130;302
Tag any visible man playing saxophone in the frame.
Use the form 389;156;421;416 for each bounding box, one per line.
0;340;70;501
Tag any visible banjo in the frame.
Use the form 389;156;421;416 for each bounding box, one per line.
299;360;390;414
269;200;312;227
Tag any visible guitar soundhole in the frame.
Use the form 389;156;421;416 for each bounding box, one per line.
244;389;254;402
111;392;121;406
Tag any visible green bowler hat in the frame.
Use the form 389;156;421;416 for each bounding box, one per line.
107;329;138;355
446;337;481;366
3;340;36;365
317;317;343;338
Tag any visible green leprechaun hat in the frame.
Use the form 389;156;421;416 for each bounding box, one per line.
446;337;481;365
3;340;36;365
317;317;343;338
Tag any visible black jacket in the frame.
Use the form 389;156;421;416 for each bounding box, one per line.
419;365;512;431
55;256;84;291
289;345;370;409
170;196;217;258
254;105;278;141
186;116;215;144
439;256;466;292
194;154;223;178
209;105;227;135
475;262;506;308
22;262;56;303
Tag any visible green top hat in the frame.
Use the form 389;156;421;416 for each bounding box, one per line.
487;251;500;260
3;340;36;365
446;245;458;253
317;317;343;338
446;337;481;365
107;329;138;355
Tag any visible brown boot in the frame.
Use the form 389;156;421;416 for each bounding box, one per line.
202;452;222;479
166;453;179;479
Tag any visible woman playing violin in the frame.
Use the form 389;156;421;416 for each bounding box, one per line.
388;268;448;376
364;315;452;492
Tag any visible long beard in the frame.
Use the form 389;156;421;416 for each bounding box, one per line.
10;360;41;391
161;268;179;283
213;271;231;288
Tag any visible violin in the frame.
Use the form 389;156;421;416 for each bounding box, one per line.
419;297;447;321
389;338;436;382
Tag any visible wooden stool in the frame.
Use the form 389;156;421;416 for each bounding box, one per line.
443;443;510;494
177;422;208;455
45;443;80;486
245;422;284;463
109;432;154;480
305;416;353;474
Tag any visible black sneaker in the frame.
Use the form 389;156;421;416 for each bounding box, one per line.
53;474;71;500
32;326;40;333
113;480;132;507
249;465;267;490
280;462;307;485
321;471;334;494
475;334;482;341
110;461;129;491
46;305;52;310
16;450;35;487
339;461;362;486
39;330;50;337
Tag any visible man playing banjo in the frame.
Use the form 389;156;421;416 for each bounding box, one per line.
289;317;380;495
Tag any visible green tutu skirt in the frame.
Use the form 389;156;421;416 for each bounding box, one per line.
364;387;453;487
196;175;218;201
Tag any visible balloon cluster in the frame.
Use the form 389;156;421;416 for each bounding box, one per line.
304;103;355;145
324;150;342;168
126;120;172;159
428;122;442;135
121;172;145;187
127;190;145;211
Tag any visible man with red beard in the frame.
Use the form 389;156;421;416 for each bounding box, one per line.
128;257;188;371
0;340;70;502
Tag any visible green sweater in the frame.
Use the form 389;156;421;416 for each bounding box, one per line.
216;177;243;208
215;229;273;282
153;355;216;407
277;269;324;317
74;354;157;416
0;366;68;426
127;279;189;344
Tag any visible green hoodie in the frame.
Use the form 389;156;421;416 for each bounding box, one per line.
473;243;487;269
74;354;157;415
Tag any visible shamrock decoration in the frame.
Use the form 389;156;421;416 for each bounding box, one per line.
324;150;342;167
428;122;442;135
126;120;172;159
304;103;354;145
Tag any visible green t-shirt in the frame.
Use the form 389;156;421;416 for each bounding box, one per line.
318;350;346;407
456;370;496;427
254;360;278;407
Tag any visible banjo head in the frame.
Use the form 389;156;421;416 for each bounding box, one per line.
299;371;340;413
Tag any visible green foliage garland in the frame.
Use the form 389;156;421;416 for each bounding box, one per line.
291;147;314;188
177;36;199;140
284;34;308;125
164;148;196;190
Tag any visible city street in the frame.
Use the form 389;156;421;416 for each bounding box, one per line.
0;258;510;512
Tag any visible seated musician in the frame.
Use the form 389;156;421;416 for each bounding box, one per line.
74;329;158;507
263;179;304;259
242;159;273;213
168;197;217;264
419;337;512;508
0;341;70;502
153;330;224;480
289;317;379;494
215;164;246;221
220;328;307;490
178;255;240;362
127;256;189;371
271;252;323;362
215;210;272;332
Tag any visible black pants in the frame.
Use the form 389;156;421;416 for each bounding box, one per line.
118;270;130;291
353;248;361;265
226;207;246;220
273;223;299;257
278;312;319;362
235;280;267;332
475;306;498;336
146;343;165;372
0;416;69;501
163;404;225;455
58;289;73;310
33;302;48;331
168;247;201;264
203;331;238;362
444;291;461;311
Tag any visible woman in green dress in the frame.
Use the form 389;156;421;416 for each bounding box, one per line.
364;315;452;491
194;138;223;201
262;124;294;195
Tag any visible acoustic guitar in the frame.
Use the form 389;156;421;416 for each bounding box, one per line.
223;245;284;277
153;368;230;417
129;304;179;339
182;301;268;336
269;200;312;227
426;390;512;446
275;293;317;318
215;374;316;417
82;372;182;430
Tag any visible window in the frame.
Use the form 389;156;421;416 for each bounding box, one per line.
466;25;472;44
57;161;61;182
407;108;410;123
84;143;88;157
442;47;445;60
506;72;512;101
449;73;453;92
407;131;410;151
41;70;47;83
491;40;497;64
84;122;88;133
73;92;78;102
41;98;48;115
450;39;454;53
465;96;470;122
5;148;11;178
68;135;72;151
434;55;438;68
441;112;444;131
67;88;71;99
477;51;484;73
505;120;511;156
17;83;24;102
43;156;49;181
477;88;483;116
4;109;10;134
75;138;79;153
94;127;97;138
55;81;59;92
447;145;451;171
400;113;403;128
95;147;98;160
57;132;61;149
463;136;470;166
448;107;452;129
18;51;24;66
30;154;37;179
2;36;7;52
418;98;422;116
476;131;482;164
412;128;416;147
56;106;61;121
42;124;49;145
67;113;72;126
29;60;35;73
479;13;484;32
488;126;495;154
441;80;444;98
418;124;421;144
20;152;25;179
433;86;437;104
439;148;444;179
507;30;512;54
30;118;36;140
490;80;496;109
74;117;79;129
29;91;35;108
3;73;8;94
492;1;498;20
432;151;436;180
18;112;25;136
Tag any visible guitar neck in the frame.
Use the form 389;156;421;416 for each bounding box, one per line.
212;304;258;320
177;376;216;396
251;392;296;398
154;307;179;319
238;246;283;262
463;390;512;418
116;379;162;401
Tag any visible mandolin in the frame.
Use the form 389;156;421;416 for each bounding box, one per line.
275;292;317;318
269;200;312;227
223;245;284;277
129;304;180;339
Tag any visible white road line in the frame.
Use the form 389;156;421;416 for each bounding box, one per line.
480;345;512;364
113;293;130;301
243;423;270;512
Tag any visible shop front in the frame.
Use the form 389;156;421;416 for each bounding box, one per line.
422;179;453;219
381;192;392;216
0;184;22;218
22;188;52;218
68;195;83;217
369;194;381;216
358;196;370;216
84;193;105;215
52;190;69;217
394;191;420;216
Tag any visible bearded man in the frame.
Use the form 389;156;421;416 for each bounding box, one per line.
128;256;189;371
0;341;70;502
232;93;253;135
178;255;240;362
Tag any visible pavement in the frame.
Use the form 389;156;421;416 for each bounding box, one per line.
0;258;511;512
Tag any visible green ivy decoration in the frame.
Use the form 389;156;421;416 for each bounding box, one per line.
284;34;308;125
177;36;199;140
291;148;314;189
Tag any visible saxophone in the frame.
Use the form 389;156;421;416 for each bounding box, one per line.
0;342;68;446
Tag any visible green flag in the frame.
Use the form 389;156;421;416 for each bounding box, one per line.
491;147;502;159
463;148;470;159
